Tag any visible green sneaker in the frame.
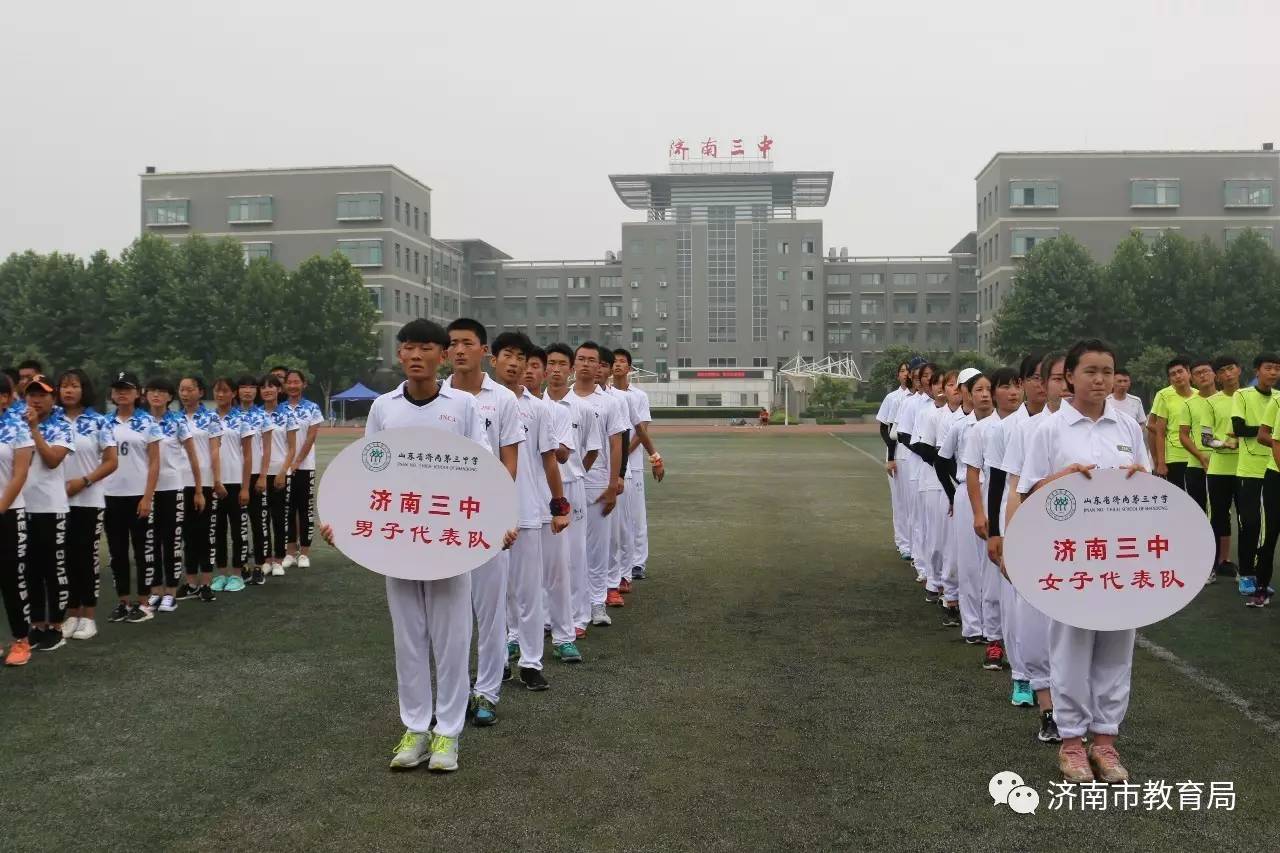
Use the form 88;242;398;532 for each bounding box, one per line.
507;640;519;661
427;733;459;772
389;730;430;770
469;695;497;727
552;642;583;663
224;575;246;592
210;575;228;592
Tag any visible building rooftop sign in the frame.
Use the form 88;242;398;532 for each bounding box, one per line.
669;135;774;161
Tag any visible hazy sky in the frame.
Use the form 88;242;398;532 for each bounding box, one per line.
2;0;1277;261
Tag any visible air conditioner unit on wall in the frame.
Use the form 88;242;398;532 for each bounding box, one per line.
630;312;640;319
659;342;668;349
630;281;640;288
658;281;668;288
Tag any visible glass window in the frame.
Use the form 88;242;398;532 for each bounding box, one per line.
802;329;815;342
536;277;560;290
414;251;420;274
404;200;411;222
708;358;737;368
1224;180;1274;207
778;327;790;342
676;393;689;406
1008;180;1059;208
827;298;852;316
394;243;401;267
860;273;883;287
566;276;590;290
860;325;883;345
394;196;401;221
779;296;790;312
893;296;917;314
827;273;850;287
1011;228;1059;257
677;358;692;368
892;323;915;344
753;357;768;367
892;273;917;287
631;297;642;315
503;298;528;320
336;239;382;267
144;199;189;226
242;242;272;262
336;192;383;221
860;297;883;316
803;268;815;281
414;207;420;229
629;240;644;256
599;276;622;288
227;195;272;223
536;300;559;318
367;287;382;311
1130;179;1180;207
696;394;723;407
655;328;668;343
926;297;951;315
777;241;790;255
957;294;976;314
1136;227;1179;248
827;326;852;345
601;301;622;318
802;297;815;312
777;269;789;282
394;290;402;314
802;239;815;254
925;272;949;286
655;299;668;315
505;277;527;290
1224;227;1274;246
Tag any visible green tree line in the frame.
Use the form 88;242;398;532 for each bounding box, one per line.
0;234;378;411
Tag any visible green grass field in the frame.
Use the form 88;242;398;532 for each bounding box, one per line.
3;431;1279;850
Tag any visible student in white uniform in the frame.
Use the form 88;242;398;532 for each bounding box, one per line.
283;369;325;570
320;319;500;773
523;348;581;664
1109;369;1146;425
57;369;118;642
910;370;951;603
177;376;222;602
573;342;627;627
1003;353;1068;746
259;375;298;577
597;349;634;602
1017;338;1148;785
936;368;981;629
545;343;602;639
896;362;938;584
611;348;663;582
947;369;990;642
236;376;273;586
444;318;522;727
876;361;913;560
0;373;34;667
146;378;203;613
211;378;254;594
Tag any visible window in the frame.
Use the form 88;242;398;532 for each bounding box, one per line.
695;394;723;407
827;298;852;316
1011;228;1059;257
656;358;669;375
242;242;272;262
860;324;884;345
803;268;815;281
601;301;622;318
777;269;789;282
227;195;272;223
1224;227;1274;247
630;297;642;315
827;273;850;287
632;328;644;344
779;296;790;312
536;300;559;319
927;324;951;347
827;326;852;345
926;296;951;315
860;297;883;316
414;207;420;229
892;273;917;287
958;293;976;314
802;329;815;343
1130;179;1180;207
394;243;401;267
860;273;883;287
1224;180;1274;208
536;277;560;290
802;297;815;312
778;327;790;342
708;357;737;368
567;276;590;290
1008;180;1058;208
777;241;790;255
676;394;689;406
1136;227;1179;248
336;239;382;267
414;251;420;275
599;275;622;288
677;358;692;368
925;273;949;286
367;287;382;311
803;239;815;254
750;357;766;367
655;239;668;256
503;277;529;291
503;297;528;320
655;328;668;343
413;295;420;317
394;290;402;314
144;199;189;226
566;298;591;319
629;240;644;256
893;296;917;315
404;200;411;222
892;322;915;344
394;197;401;221
336;192;383;221
958;324;977;348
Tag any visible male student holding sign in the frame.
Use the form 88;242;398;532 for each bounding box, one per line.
322;319;514;773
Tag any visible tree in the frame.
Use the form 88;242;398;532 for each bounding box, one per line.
809;376;853;420
946;350;1000;374
991;235;1103;362
862;345;915;399
1126;345;1177;402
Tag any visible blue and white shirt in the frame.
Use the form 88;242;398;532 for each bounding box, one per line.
217;406;256;486
104;410;163;498
0;410;35;511
285;398;325;471
23;413;76;514
156;410;194;492
182;404;225;489
262;404;299;476
64;409;117;509
242;405;274;476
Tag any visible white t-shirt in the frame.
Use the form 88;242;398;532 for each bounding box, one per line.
531;391;574;523
217;407;255;486
182;405;224;489
442;373;522;459
366;382;485;442
1018;404;1151;494
1001;407;1054;480
960;412;1002;484
511;387;557;529
155;410;194;493
0;414;34;511
1110;393;1147;426
875;387;908;426
262;405;299;476
286;398;326;471
23;414;77;514
64;410;117;509
620;385;652;473
576;385;629;489
548;390;600;482
104;410;163;498
916;403;947;493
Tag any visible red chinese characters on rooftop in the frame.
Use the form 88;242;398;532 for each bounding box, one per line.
668;135;773;159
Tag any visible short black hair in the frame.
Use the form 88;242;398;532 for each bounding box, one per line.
269;365;289;375
285;368;308;384
397;319;449;347
526;346;547;367
213;376;237;394
17;359;42;374
612;347;634;366
1191;357;1213;372
180;375;207;395
1064;339;1118;393
259;373;285;392
546;343;574;363
962;372;987;393
235;374;259;390
1212;355;1240;372
56;368;99;410
598;347;615;366
990;366;1020;389
1165;356;1192;374
0;374;13;396
1039;353;1065;383
1114;368;1130;378
1018;353;1044;381
447;317;488;346
574;341;602;361
491;331;533;358
1;368;17;385
1255;353;1280;370
144;376;176;397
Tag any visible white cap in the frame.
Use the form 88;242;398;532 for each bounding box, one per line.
957;367;982;386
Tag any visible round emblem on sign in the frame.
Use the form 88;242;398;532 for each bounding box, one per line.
1045;488;1076;521
361;441;391;472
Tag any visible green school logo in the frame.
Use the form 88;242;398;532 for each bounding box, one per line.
1045;488;1076;522
361;441;391;472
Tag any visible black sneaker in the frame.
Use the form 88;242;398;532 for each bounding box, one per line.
520;667;549;691
241;568;252;582
125;604;153;623
924;589;941;604
941;606;961;627
963;635;986;645
197;584;217;602
1038;710;1061;743
632;565;647;580
34;629;65;652
502;665;513;683
108;602;129;623
175;583;199;600
249;568;266;586
1217;561;1239;577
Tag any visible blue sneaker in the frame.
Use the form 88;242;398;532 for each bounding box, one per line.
469;695;497;727
901;552;913;562
224;575;246;593
1011;679;1035;707
210;575;228;592
1240;576;1257;596
552;641;582;663
507;641;519;661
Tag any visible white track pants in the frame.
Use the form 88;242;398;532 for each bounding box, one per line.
1001;578;1025;680
585;482;612;606
980;550;1004;642
910;475;928;579
608;481;627;589
1048;623;1135;739
508;527;545;671
623;471;648;571
470;550;509;704
1016;596;1053;692
565;479;589;629
386;573;472;737
889;461;910;554
950;490;978;617
924;489;949;595
542;523;573;646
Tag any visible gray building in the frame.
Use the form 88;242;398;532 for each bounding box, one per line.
975;147;1280;352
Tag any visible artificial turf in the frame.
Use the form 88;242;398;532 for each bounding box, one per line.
1;431;1277;851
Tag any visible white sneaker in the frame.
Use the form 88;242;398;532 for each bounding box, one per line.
297;554;311;569
389;730;431;770
271;562;286;577
148;594;161;608
158;595;178;612
427;733;459;772
282;554;297;569
590;604;612;627
61;617;81;638
72;619;97;640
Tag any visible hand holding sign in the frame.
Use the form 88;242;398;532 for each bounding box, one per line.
317;428;518;582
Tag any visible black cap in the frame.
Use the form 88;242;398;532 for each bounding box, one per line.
23;374;55;395
110;371;140;389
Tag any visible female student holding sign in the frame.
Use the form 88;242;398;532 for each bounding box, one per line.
1015;339;1149;785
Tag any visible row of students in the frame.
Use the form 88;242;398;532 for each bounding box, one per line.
0;365;323;665
320;318;663;773
879;342;1149;786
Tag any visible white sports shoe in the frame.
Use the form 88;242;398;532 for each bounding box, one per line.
282;554;297;569
72;619;97;640
61;617;81;638
148;594;161;608
590;604;612;627
158;595;178;612
427;734;459;772
389;730;431;770
297;554;311;569
271;562;286;577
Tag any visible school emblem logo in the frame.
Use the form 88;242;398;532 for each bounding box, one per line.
361;441;391;472
1045;488;1077;522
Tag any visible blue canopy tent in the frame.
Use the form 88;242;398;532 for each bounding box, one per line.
330;382;380;424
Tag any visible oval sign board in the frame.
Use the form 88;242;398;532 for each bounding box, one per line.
1004;469;1214;631
317;427;517;581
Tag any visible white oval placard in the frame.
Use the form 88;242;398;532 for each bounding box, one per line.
317;427;517;581
1004;469;1214;631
